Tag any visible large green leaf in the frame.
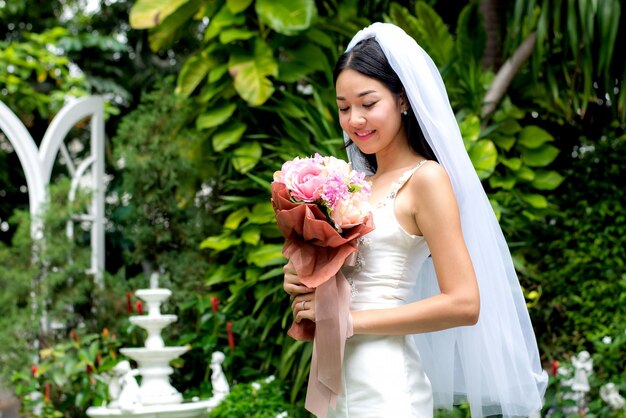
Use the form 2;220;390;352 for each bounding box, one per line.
522;193;548;209
492;135;516;151
459;114;480;143
489;175;516;190
196;103;237;130
468;139;497;180
224;207;250;230
129;0;190;29
232;141;262;173
176;50;220;97
390;2;454;68
500;157;522;171
228;38;278;105
241;227;261;245
204;4;246;42
219;28;257;44
199;234;242;251
246;244;285;267
455;3;485;64
521;144;560;167
413;1;455;66
255;0;317;35
277;43;329;82
226;0;253;14
514;166;535;182
517;125;554;149
147;0;200;51
531;170;565;190
213;122;247;152
248;202;276;224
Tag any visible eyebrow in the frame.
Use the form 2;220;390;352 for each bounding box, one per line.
336;90;377;100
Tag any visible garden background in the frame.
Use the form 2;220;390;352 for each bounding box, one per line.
1;0;625;416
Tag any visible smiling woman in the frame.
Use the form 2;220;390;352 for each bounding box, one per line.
336;69;408;157
283;23;547;418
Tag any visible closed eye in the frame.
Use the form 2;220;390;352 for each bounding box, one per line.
363;101;378;108
338;107;349;112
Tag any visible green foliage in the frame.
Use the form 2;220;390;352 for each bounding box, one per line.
523;133;626;379
0;180;130;384
509;0;626;123
11;330;121;418
110;78;218;299
0;27;88;120
127;0;370;404
0;210;39;381
208;375;293;418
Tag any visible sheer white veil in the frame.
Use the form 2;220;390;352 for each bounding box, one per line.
342;23;548;417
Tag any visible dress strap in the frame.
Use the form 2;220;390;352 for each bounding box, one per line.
388;159;428;198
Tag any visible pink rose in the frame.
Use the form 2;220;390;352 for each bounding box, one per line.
331;194;371;231
279;157;326;202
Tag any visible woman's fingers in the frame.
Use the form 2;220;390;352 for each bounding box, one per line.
283;261;313;296
292;294;316;323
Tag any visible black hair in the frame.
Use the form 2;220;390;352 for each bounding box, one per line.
333;38;437;172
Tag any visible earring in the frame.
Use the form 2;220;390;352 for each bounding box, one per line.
402;110;408;115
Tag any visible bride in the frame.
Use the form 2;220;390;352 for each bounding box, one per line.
284;23;547;418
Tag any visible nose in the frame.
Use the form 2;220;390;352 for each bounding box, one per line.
349;109;366;128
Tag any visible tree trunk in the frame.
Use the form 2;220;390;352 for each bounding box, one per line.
480;0;505;70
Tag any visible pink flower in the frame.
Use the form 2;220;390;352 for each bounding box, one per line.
331;193;372;231
273;154;372;231
274;156;325;202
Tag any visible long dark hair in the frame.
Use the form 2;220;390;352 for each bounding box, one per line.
333;38;437;172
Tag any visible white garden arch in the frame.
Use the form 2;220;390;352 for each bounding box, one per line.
0;96;105;286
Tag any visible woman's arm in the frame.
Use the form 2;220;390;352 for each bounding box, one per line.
352;162;480;335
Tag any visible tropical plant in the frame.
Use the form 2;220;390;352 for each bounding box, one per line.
11;329;122;418
126;0;373;402
507;0;625;124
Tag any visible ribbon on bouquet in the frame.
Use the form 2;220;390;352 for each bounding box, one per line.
271;182;374;417
304;270;354;417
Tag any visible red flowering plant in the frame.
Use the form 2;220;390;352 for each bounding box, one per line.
271;154;374;417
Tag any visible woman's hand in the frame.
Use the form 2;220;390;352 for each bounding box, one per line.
284;260;315;323
292;292;316;324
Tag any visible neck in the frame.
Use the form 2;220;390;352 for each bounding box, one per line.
374;141;421;175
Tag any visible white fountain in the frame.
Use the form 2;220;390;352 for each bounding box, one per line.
87;274;226;418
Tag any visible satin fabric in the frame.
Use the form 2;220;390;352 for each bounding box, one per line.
328;163;433;417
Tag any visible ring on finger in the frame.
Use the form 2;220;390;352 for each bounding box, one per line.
301;300;306;310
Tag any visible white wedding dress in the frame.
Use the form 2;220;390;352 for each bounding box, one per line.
328;161;434;418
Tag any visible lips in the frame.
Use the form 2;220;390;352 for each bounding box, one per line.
353;130;375;141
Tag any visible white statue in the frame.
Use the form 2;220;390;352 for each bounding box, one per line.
207;351;229;406
108;360;141;409
600;383;626;410
558;362;581;414
570;350;593;393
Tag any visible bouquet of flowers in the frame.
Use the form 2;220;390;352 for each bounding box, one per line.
271;154;374;417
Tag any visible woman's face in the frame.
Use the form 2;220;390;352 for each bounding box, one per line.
335;69;407;156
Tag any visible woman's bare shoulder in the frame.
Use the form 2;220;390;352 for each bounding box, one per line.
409;160;451;191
